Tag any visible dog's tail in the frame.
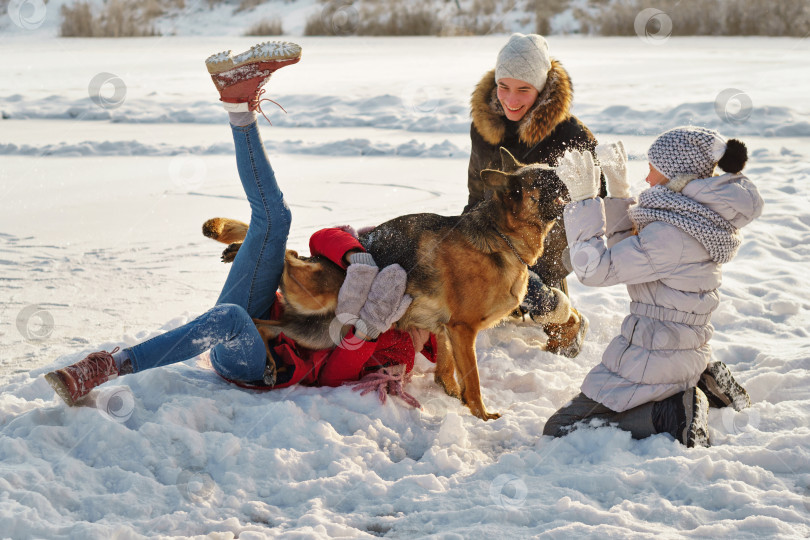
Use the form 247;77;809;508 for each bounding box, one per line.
202;218;249;244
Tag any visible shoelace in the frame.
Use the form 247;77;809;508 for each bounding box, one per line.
68;346;118;394
251;88;287;125
75;346;119;379
344;364;421;409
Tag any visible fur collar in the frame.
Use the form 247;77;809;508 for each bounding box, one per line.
470;60;573;147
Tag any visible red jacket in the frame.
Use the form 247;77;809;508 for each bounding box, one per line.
225;228;436;391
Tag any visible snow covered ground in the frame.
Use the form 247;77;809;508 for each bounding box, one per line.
1;35;810;538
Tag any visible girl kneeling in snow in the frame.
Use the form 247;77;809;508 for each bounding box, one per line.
545;127;763;447
45;41;434;407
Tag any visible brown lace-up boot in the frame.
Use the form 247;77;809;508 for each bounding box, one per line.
206;41;301;114
45;348;120;406
543;308;589;358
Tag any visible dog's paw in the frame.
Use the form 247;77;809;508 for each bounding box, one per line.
203;217;249;245
435;372;462;400
221;243;242;263
202;217;228;240
467;402;501;421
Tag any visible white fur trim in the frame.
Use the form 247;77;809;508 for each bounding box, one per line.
711;136;727;162
665;173;700;193
223;101;250;112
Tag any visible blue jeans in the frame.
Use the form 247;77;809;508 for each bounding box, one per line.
126;122;292;382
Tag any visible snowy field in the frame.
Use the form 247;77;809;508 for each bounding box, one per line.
1;35;810;538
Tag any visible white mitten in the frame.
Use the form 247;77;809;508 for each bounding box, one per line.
358;264;412;339
336;252;378;318
597;141;631;199
556;149;601;202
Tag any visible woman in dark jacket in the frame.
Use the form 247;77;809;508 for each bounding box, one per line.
465;33;604;358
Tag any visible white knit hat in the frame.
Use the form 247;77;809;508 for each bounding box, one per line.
648;126;727;192
495;33;551;93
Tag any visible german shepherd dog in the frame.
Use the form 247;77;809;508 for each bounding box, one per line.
203;148;567;420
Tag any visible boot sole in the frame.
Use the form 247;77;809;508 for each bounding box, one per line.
44;371;77;407
552;313;589;358
700;361;751;412
683;388;710;448
205;41;302;75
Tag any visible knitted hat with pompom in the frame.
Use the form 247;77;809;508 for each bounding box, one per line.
648;126;748;192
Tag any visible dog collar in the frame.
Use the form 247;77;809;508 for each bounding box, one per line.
495;229;529;266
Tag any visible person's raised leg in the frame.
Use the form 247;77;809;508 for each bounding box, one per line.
217;120;290;319
45;43;305;406
206;42;302;319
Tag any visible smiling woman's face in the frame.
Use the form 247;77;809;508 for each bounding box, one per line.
496;78;539;121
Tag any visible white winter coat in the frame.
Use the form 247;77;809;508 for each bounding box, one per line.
563;173;764;412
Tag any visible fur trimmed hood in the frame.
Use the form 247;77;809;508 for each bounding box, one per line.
470;60;574;147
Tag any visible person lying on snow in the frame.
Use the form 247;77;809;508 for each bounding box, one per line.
45;41;435;408
546;127;763;447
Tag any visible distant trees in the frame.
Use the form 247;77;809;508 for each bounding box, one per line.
56;0;810;38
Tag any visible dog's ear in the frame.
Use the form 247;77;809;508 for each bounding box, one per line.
482;169;524;214
499;147;524;173
482;169;523;196
481;169;511;191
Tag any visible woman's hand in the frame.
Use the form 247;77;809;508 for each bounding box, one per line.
342;248;365;267
336;252;378;320
556;149;602;202
358;264;412;339
597;141;631;199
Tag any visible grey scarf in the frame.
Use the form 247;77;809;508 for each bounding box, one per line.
628;186;741;264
